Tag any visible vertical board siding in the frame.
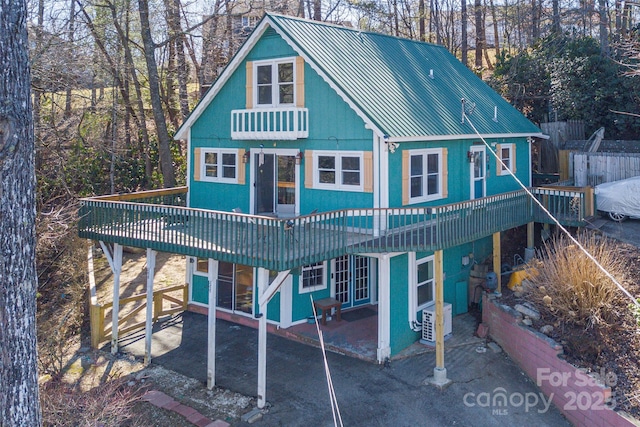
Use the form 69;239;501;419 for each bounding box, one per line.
573;152;640;186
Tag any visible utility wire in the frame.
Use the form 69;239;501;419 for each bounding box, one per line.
463;112;640;308
310;295;344;427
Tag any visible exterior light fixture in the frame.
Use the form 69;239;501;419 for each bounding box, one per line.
296;151;304;164
243;150;250;164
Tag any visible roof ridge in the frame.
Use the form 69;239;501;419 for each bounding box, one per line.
265;12;446;49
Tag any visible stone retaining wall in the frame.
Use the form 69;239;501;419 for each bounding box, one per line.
482;294;639;427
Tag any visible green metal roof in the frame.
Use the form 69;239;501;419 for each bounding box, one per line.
266;13;541;140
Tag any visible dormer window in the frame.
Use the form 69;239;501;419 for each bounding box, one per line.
255;59;295;107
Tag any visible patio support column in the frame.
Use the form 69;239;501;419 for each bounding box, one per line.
110;243;123;355
257;267;269;409
493;232;501;294
144;248;156;366
207;259;219;389
426;249;451;388
377;253;391;362
525;222;535;261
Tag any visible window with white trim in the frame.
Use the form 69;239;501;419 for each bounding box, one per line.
415;255;435;312
313;151;363;191
497;143;515;175
299;261;327;293
409;148;443;203
201;149;237;183
255;59;295;106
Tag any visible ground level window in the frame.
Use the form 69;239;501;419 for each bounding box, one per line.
416;256;435;311
300;262;326;293
194;258;253;314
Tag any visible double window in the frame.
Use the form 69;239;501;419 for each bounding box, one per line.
255;59;295;107
313;151;363;191
200;149;237;183
408;148;443;203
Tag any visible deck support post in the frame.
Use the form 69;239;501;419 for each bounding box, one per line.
110;243;123;355
144;248;156;366
525;222;535;261
377;253;391;362
207;259;219;389
426;249;451;389
493;232;501;294
257;267;269;409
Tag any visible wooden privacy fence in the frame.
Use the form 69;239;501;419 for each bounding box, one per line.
564;152;640;186
90;283;188;348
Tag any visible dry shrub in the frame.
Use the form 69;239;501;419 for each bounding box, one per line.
36;202;89;377
527;233;626;329
40;376;146;426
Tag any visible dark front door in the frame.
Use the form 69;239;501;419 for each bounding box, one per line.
255;153;296;216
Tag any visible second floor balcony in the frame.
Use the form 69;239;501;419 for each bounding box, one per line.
231;107;309;140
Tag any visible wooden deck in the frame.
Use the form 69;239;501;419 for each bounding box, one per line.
78;186;593;270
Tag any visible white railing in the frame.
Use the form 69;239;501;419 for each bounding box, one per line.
231;107;309;140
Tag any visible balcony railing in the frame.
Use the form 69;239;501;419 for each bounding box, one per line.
78;186;594;271
231;107;308;140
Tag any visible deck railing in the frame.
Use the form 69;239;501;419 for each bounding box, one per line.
79;186;594;270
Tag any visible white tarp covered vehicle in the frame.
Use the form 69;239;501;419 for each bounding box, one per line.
595;176;640;222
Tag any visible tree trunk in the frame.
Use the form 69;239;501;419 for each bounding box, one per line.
64;0;76;119
313;0;321;20
138;0;176;188
474;0;483;69
489;0;499;58
0;1;42;426
461;0;468;66
531;0;539;41
599;0;609;55
418;0;425;41
552;0;561;34
108;0;152;180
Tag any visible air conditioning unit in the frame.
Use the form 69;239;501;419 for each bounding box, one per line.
421;303;452;344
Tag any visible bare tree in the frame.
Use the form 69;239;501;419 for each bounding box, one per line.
138;0;176;188
0;0;42;425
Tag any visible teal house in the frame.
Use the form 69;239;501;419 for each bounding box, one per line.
173;13;545;364
82;12;597;407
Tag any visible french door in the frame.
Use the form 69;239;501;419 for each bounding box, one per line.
333;255;371;309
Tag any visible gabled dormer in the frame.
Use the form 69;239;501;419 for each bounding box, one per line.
231;55;308;140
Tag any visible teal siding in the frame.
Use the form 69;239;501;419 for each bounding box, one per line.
192;274;209;305
389;254;417;354
267;291;281;322
189;29;375;213
388;236;494;355
485;138;531;196
388;138;530;208
290;268;333;322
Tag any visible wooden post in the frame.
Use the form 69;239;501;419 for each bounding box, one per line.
182;283;188;310
257;267;269;409
426;249;450;388
90;304;104;348
584;187;594;217
110;243;123;355
525;221;535;262
493;232;501;294
207;259;218;390
144;248;156;366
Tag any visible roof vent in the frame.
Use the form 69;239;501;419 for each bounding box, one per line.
493;106;498;122
429;69;434;79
